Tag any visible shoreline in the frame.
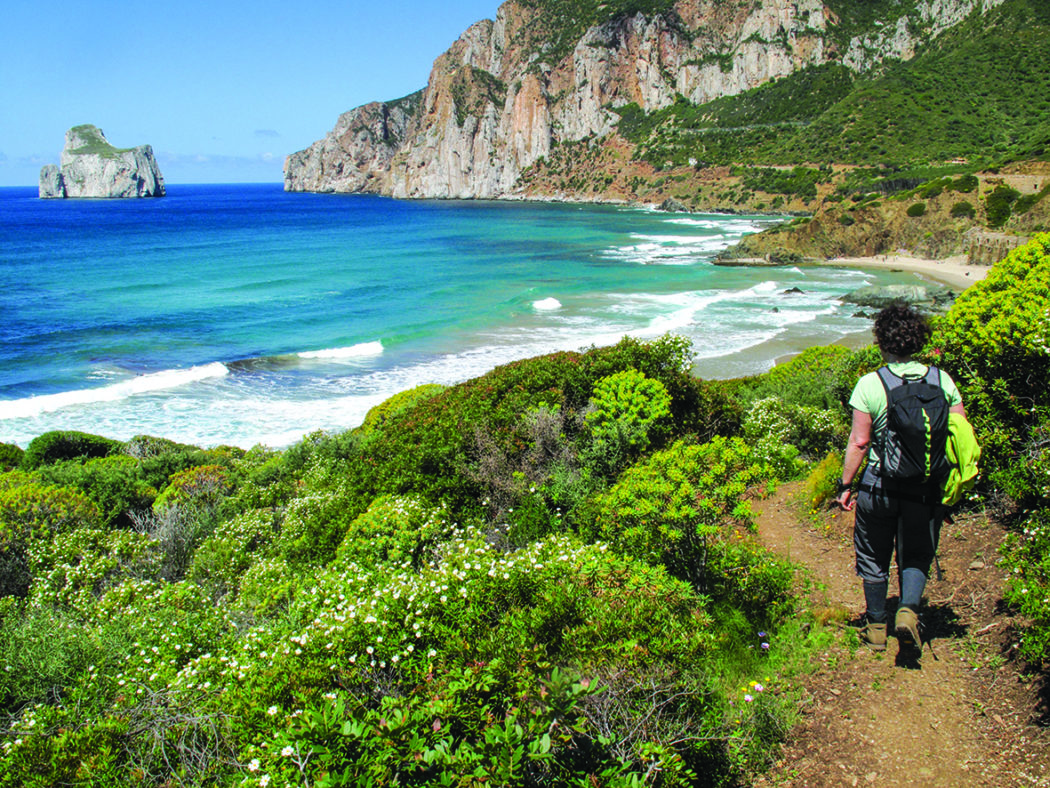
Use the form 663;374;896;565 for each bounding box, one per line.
824;253;989;290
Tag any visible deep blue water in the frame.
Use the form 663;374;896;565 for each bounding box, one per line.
0;184;913;448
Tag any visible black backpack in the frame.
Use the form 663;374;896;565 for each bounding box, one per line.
876;365;951;483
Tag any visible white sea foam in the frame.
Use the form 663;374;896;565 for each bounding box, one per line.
298;341;384;360
533;297;562;311
1;362;229;420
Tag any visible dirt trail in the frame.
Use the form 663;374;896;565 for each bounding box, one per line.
751;482;1050;787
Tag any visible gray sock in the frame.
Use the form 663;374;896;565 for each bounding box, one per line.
863;580;888;623
900;567;927;610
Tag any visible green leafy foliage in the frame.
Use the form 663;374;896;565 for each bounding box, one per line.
731;345;861;411
33;456;156;528
20;431;121;470
934;233;1050;484
933;233;1050;662
0;444;23;472
586;436;790;618
802;451;844;512
985;184;1022;228
1000;508;1050;663
1;481;102;597
584;368;672;476
335;495;454;570
907;202;927;217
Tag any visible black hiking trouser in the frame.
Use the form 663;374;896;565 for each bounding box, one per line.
854;466;941;583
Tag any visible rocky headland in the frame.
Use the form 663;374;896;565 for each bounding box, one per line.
284;0;1005;201
39;125;165;199
283;0;1050;264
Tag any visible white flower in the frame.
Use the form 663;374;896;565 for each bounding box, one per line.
260;776;271;787
267;706;278;716
281;745;294;757
248;758;261;772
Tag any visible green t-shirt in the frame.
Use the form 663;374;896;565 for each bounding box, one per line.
849;362;962;463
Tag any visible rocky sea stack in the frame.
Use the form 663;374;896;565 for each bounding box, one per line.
39;125;165;199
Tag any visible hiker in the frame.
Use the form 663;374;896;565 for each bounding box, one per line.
835;305;966;651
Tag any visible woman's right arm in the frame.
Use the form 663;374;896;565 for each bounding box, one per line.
837;408;873;511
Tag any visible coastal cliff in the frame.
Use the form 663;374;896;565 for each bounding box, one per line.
39;125;165;199
285;0;1008;200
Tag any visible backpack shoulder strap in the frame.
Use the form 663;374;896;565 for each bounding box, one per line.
877;365;899;394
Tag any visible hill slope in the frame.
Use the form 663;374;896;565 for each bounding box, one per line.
285;0;1045;201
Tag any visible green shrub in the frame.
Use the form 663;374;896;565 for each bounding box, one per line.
952;174;979;193
742;397;845;467
1000;507;1050;665
732;345;856;410
1;482;102;597
20;431;121;470
332;336;715;529
0;599;118;714
920;182;944;199
0;444;23;472
838;213;856;226
802;451;844;511
935;234;1050;664
584;368;672;476
586;436;779;597
27;527;160;613
906;201;927;217
933;233;1050;488
189;508;280;599
357;384;447;439
335;495;454;570
34;456;156;528
985;184;1021;228
275;487;359;567
950;200;976;218
237;556;300;617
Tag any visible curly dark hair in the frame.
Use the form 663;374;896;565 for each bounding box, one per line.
873;305;932;358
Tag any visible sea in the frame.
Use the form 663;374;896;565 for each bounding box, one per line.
0;183;921;450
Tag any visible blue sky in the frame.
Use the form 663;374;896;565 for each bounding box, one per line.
0;0;502;186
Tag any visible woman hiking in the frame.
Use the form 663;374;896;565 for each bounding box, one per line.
836;305;966;651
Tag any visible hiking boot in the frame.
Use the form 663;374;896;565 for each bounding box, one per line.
859;621;887;651
895;606;922;648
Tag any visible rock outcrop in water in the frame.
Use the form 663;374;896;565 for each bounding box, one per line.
285;0;1004;200
39;125;165;199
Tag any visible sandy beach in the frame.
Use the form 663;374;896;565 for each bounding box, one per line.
827;253;989;290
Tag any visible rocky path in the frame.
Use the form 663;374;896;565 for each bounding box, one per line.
751;483;1050;787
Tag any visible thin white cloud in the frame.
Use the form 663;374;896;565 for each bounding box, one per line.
254;129;281;138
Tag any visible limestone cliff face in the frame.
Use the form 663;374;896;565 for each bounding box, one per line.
285;0;1002;199
283;96;421;193
39;125;165;199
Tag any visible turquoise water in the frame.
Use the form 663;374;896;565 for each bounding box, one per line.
0;184;916;448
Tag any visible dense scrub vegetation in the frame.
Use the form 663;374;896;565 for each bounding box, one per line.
3;235;1050;785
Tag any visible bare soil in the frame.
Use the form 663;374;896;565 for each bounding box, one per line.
751;482;1050;787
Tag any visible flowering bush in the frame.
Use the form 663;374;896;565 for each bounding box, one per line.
189;508;280;599
27;528;160;614
335;494;453;569
1001;509;1050;664
743;397;846;468
0;481;102;598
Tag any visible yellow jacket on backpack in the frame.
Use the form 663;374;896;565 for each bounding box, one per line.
942;411;981;506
